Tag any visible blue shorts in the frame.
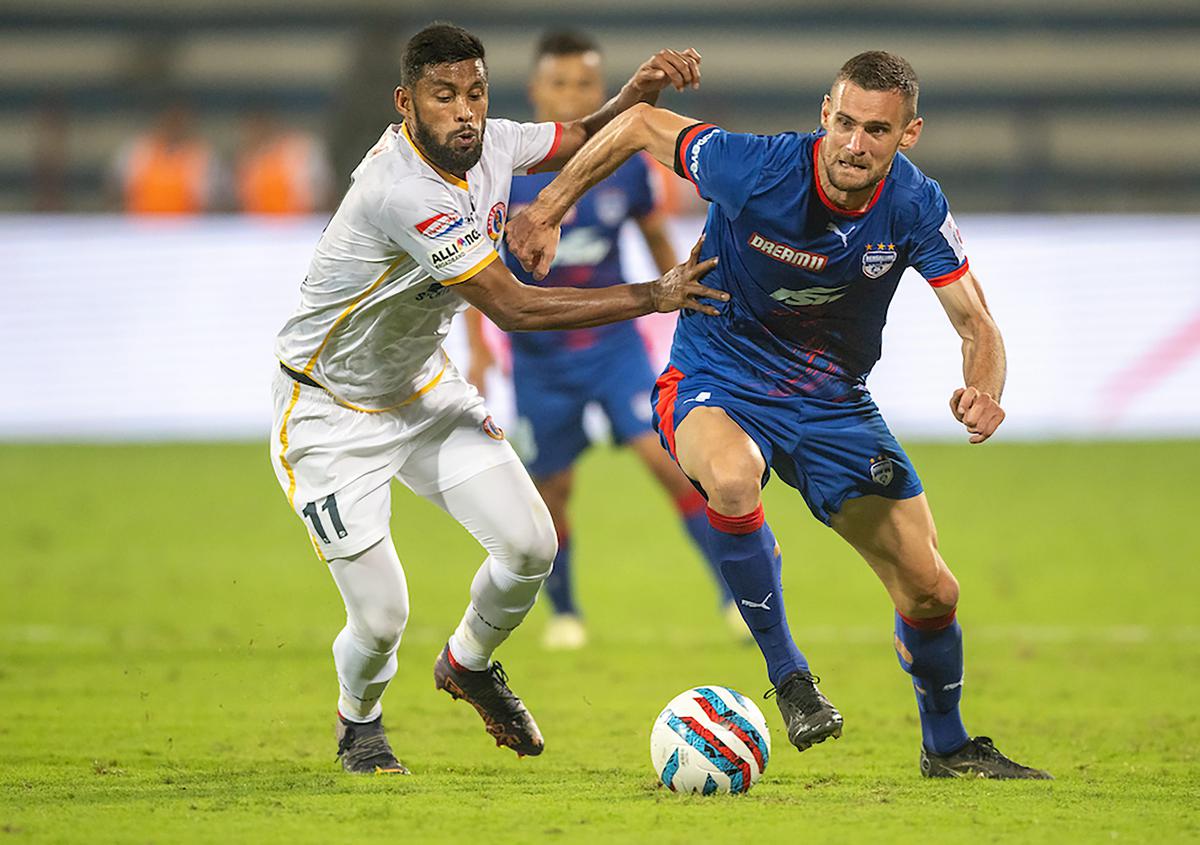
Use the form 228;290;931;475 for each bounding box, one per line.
651;365;923;525
512;339;658;478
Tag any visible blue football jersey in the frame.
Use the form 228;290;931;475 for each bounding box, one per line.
670;124;969;402
504;153;656;359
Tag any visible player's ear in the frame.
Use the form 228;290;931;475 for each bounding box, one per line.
395;86;411;120
898;115;923;151
820;94;832;129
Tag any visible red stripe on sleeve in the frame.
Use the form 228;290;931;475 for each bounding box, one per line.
527;122;565;174
927;258;970;288
676;123;717;194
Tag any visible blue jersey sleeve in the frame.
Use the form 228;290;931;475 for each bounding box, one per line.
626;152;656;219
673;124;767;218
907;181;969;287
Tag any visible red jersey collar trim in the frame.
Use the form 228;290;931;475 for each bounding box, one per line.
812;136;886;217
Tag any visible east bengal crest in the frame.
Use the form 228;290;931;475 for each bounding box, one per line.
480;415;504;441
862;242;898;279
869;454;895;486
481;415;505;441
486;202;506;242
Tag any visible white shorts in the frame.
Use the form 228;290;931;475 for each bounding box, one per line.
269;362;519;560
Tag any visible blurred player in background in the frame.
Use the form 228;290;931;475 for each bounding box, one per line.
236;111;333;215
270;23;719;774
111;101;222;215
509;51;1051;779
465;31;738;651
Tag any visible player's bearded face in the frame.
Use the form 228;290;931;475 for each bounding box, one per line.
820;83;917;193
410;102;486;174
405;61;489;174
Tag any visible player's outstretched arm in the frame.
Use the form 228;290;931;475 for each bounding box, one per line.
455;236;725;332
508;105;700;279
530;49;702;175
934;269;1008;444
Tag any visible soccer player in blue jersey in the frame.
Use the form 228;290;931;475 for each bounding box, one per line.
508;51;1050;779
465;31;739;650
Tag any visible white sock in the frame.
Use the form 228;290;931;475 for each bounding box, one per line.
333;627;396;722
449;556;545;670
327;538;409;722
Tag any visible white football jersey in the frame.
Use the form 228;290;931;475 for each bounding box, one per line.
275;118;561;410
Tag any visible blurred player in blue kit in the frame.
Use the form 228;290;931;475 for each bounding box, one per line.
509;51;1051;779
466;31;739;650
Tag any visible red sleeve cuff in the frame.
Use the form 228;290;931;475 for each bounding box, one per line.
674;123;717;194
526;122;564;174
926;258;969;288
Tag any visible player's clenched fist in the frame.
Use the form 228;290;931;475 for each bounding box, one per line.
631;48;703;94
649;235;727;315
505;207;558;281
950;386;1005;444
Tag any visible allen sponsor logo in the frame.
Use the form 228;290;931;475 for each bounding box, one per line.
429;228;483;270
747;232;828;272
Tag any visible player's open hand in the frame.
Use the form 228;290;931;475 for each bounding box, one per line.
631;48;702;94
950;386;1005;444
650;235;727;315
505;206;560;281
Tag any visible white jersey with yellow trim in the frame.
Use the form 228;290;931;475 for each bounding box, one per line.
275;117;561;410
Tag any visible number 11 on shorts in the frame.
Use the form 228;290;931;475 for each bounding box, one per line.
302;494;348;543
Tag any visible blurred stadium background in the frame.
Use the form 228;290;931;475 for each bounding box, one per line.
2;0;1199;441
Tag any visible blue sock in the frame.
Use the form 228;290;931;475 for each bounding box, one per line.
676;491;734;604
542;533;578;616
707;505;809;686
894;609;970;755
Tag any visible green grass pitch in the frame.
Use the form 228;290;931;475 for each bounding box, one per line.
1;440;1198;843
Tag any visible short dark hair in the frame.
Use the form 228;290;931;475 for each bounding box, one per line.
402;22;486;88
534;30;600;61
834;51;920;118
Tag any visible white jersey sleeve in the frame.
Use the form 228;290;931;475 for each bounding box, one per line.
374;177;500;285
487;118;563;175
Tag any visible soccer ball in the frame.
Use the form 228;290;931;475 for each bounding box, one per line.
650;685;771;795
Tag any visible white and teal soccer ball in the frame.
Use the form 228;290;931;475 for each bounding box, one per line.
650;685;771;795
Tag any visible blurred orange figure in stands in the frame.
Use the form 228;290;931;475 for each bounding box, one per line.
236;112;332;215
113;102;218;215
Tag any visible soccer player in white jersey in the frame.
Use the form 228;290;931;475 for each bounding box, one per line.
270;23;720;774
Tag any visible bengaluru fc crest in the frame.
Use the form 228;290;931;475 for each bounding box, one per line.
861;243;898;279
869;455;895;486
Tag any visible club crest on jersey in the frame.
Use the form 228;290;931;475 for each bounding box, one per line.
481;415;505;441
486;202;506;242
415;212;463;239
862;243;898;279
748;232;828;272
870;454;895;486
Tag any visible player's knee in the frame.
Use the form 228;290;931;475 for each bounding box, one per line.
901;567;959;618
500;507;558;579
704;462;761;515
350;603;408;654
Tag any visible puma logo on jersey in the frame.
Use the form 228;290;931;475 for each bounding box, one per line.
740;592;773;611
748;232;827;272
826;222;856;248
770;286;847;306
